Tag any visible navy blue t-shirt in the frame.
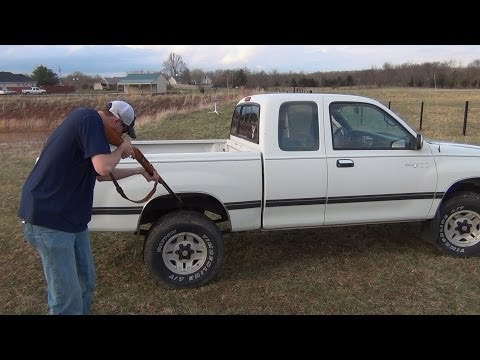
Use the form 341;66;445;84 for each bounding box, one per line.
18;108;111;232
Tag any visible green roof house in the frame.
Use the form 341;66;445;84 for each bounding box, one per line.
117;73;167;94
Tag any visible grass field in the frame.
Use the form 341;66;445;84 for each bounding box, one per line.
2;87;480;315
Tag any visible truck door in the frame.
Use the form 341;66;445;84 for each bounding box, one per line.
323;99;437;225
262;101;328;229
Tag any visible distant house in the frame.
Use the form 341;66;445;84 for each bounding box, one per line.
167;75;183;86
118;73;167;94
0;71;35;91
201;76;213;86
93;83;104;91
101;77;125;91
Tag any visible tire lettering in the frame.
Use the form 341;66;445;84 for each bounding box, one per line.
160;225;220;285
438;208;470;254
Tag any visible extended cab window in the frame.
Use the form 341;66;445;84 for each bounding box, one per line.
278;102;319;151
230;104;260;144
330;102;415;150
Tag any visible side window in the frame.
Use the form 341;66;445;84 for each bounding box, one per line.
230;106;241;135
231;104;260;144
330;102;415;150
278;102;319;151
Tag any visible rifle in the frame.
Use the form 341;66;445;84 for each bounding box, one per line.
104;124;182;206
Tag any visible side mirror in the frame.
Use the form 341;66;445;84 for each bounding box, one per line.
416;133;423;150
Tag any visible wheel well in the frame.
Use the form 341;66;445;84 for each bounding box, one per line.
443;178;480;203
139;192;230;229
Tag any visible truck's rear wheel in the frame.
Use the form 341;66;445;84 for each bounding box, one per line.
144;210;224;289
436;191;480;257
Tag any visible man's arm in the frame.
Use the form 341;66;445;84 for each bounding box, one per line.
91;140;133;176
97;167;160;182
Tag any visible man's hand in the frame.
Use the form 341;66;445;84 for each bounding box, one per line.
119;139;134;159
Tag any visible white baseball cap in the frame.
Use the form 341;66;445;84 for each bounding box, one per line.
107;100;136;138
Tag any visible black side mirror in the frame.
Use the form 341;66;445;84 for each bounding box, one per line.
416;133;423;150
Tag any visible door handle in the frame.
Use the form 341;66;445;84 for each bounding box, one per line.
336;159;354;168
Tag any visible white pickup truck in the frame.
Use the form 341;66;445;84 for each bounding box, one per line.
90;93;480;288
22;86;46;95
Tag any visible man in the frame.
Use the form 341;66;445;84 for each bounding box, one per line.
18;100;160;315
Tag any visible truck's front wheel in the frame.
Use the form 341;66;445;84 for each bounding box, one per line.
436;191;480;257
144;210;224;289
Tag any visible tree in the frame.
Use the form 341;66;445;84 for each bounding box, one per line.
182;68;192;84
468;59;480;68
32;65;59;86
191;69;205;85
162;53;187;78
235;68;248;87
60;71;101;89
346;75;354;86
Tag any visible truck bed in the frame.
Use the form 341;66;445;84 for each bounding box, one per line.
90;138;263;232
126;139;228;154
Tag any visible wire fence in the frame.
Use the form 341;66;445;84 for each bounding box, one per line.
385;99;480;138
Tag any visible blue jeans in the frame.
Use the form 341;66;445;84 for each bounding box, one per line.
23;223;95;315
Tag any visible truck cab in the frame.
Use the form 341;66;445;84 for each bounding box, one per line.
231;93;433;230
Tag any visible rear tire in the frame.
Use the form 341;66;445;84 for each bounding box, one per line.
435;191;480;257
144;210;224;289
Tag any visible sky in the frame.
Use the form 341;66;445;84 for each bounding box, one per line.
1;45;479;78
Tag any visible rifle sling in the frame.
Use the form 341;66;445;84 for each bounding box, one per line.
109;172;158;204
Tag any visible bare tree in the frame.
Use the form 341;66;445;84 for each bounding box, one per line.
191;69;205;85
61;71;101;88
162;53;187;78
468;59;480;68
467;59;480;88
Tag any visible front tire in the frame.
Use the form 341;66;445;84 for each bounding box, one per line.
436;191;480;257
144;210;224;289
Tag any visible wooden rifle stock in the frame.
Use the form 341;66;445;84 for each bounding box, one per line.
103;124;182;205
104;124;156;177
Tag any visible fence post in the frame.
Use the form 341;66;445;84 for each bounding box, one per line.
419;101;424;131
388;101;391;109
463;101;469;136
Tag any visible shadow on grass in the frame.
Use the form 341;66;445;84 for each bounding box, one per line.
218;221;438;283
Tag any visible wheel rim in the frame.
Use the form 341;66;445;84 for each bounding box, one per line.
162;232;208;275
444;209;480;247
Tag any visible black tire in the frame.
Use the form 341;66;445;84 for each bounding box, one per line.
435;191;480;257
144;210;224;289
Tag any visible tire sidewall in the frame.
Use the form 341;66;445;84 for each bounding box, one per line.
438;195;480;257
145;213;223;288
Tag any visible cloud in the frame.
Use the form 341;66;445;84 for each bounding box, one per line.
2;45;480;77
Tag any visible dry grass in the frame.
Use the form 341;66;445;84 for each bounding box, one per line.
0;89;249;132
3;87;480;315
